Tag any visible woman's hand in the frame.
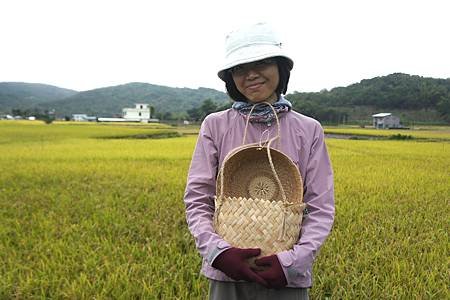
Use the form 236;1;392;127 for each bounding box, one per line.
254;255;288;289
212;247;268;287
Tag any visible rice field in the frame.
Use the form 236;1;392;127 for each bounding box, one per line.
325;126;450;141
0;120;449;299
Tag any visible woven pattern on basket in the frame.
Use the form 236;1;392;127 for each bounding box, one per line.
248;175;277;200
215;196;304;257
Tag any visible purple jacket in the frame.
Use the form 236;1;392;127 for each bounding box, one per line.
184;107;335;288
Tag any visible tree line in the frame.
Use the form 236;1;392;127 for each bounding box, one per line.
184;97;348;124
185;74;450;124
5;73;450;124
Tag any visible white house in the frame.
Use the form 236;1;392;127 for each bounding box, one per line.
372;113;401;129
123;103;151;121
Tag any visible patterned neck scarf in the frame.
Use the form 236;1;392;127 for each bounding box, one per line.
232;96;292;123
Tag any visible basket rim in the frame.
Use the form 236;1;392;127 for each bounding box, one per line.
217;142;304;204
222;142;297;165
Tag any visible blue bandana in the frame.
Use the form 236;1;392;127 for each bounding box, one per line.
232;97;292;123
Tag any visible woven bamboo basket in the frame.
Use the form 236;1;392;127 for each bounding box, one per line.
213;102;305;267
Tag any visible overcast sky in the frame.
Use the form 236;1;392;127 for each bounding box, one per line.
1;0;449;93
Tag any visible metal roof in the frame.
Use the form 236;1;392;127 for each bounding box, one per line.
372;113;392;117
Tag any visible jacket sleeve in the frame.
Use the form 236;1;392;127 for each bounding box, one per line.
184;119;232;265
277;124;335;286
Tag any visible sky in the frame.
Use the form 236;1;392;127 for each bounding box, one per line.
1;0;449;93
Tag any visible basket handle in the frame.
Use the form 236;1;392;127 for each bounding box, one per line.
266;136;290;240
242;102;281;147
241;102;286;202
266;136;287;204
218;102;287;203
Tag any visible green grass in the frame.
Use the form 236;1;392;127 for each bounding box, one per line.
0;121;449;299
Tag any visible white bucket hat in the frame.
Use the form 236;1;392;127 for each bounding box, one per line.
218;22;294;81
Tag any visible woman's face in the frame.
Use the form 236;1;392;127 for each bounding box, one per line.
230;58;280;103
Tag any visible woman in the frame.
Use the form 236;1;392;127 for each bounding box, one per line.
184;22;335;299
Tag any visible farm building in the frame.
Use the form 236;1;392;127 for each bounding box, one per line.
98;104;158;123
123;103;151;121
372;113;401;129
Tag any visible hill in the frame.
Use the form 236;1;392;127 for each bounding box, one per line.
287;73;450;124
0;82;78;113
1;73;449;123
35;82;229;118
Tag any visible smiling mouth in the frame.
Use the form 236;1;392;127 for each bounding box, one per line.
246;82;265;90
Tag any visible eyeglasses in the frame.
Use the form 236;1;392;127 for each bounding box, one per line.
228;58;276;77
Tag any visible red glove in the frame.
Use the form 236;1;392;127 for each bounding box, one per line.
254;255;288;289
212;247;268;287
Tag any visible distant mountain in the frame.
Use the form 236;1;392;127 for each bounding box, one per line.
2;74;449;123
287;73;450;123
37;82;229;117
289;73;450;109
0;82;78;113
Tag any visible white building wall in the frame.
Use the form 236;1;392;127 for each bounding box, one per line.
122;103;151;120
